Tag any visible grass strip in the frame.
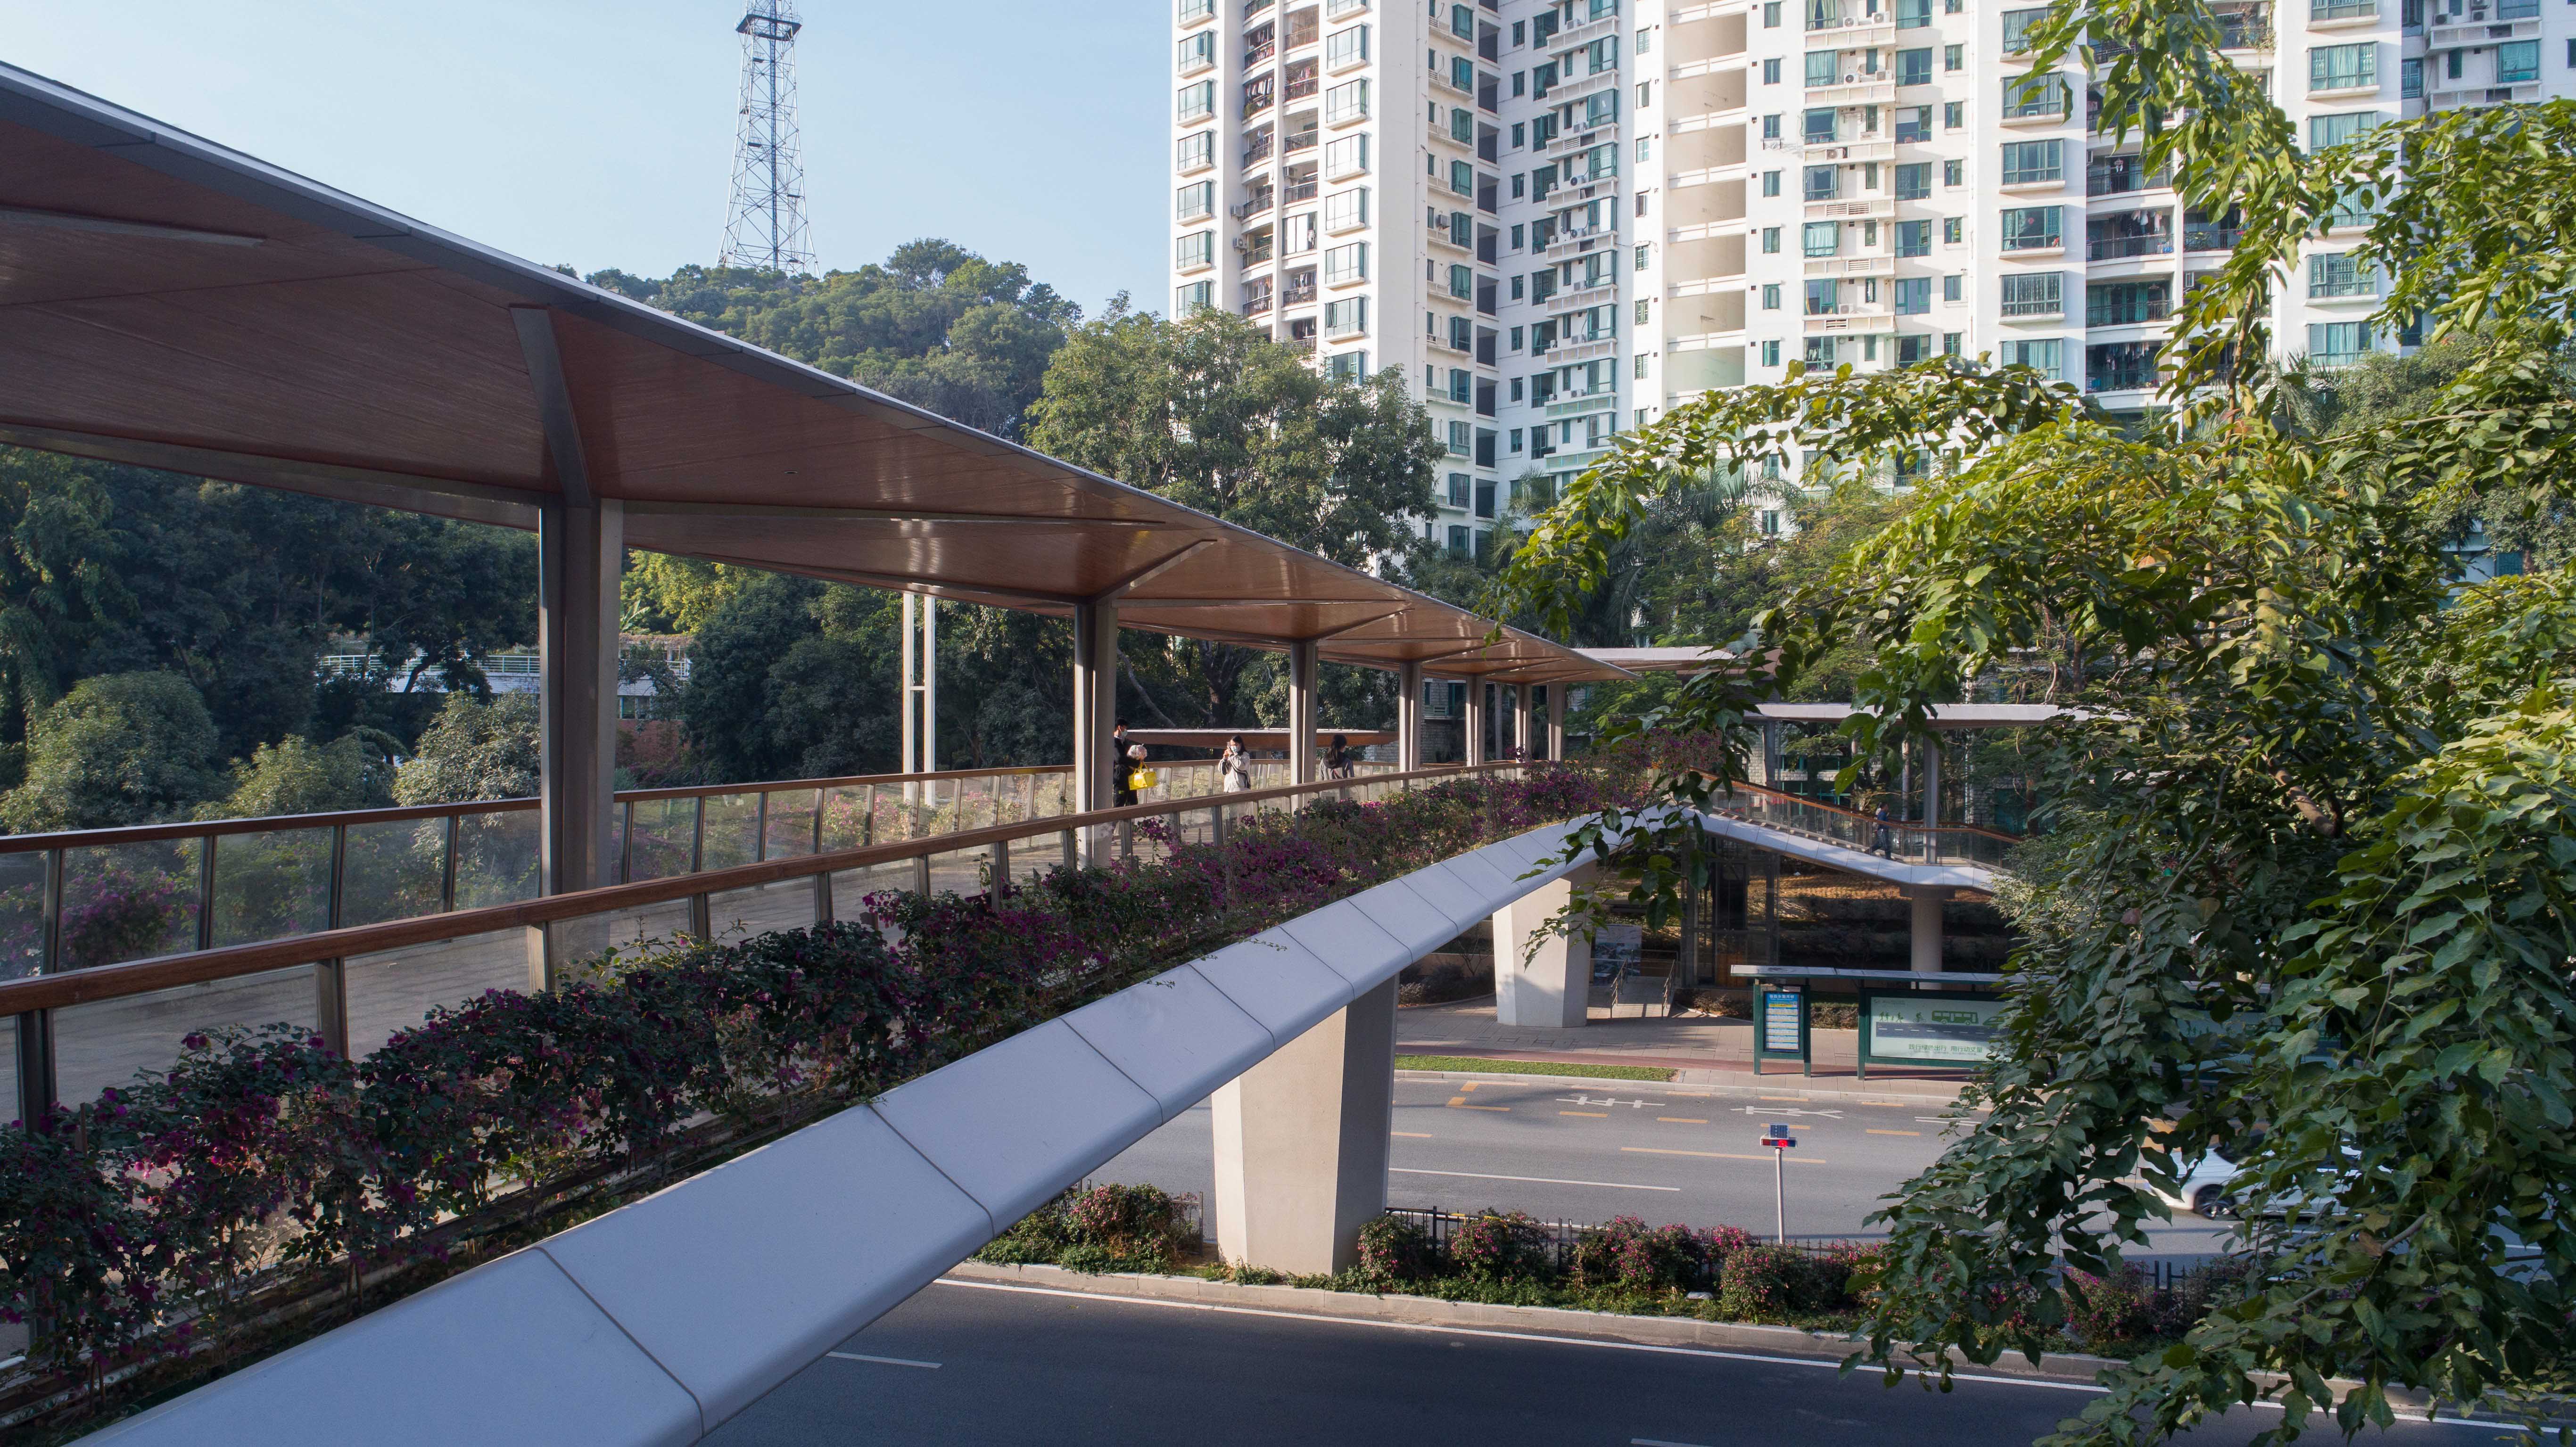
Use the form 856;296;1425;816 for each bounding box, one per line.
1396;1054;1676;1082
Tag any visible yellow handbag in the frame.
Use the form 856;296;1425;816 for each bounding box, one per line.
1129;768;1159;790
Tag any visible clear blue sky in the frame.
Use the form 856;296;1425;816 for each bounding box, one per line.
0;0;1169;315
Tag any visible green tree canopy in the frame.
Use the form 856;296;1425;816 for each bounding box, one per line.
1491;25;2576;1440
199;732;398;820
4;672;220;831
392;695;540;806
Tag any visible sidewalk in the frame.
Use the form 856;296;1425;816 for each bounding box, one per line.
1396;996;1973;1102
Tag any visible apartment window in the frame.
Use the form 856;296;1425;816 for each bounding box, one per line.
1511;274;1525;300
2001;73;2069;118
1943;215;1964;243
1894;276;1932;314
1805;337;1837;366
1762;170;1783;197
1449;263;1474;298
1942;273;1962;301
2311;0;2375;16
1323;186;1370;231
1896;47;1933;85
1510;324;1525;348
1804;107;1837;142
1178;31;1217;74
2308;321;2373;368
2310;43;2376;91
1179;0;1215;20
1175;230;1215;270
1281;212;1317;254
1324;133;1371;179
1635;298;1652;326
1805;49;1837;85
1448;368;1472;403
1998;270;2063;316
1450;159;1476;195
1944;100;1965;128
1325;77;1371;123
1944;42;1963;70
2000;139;2064;185
2087;277;2169;325
1177;131;1215;172
2310;251;2378;297
1511;173;1527;198
1763;283;1782;309
1637;81;1655;111
1895;106;1932;142
1179;81;1216;122
1762;226;1782;253
1763;113;1783;140
1804;165;1839;200
1510;223;1525;249
1894;162;1931;199
1174;280;1214;314
1176;181;1216;221
2498;40;2540;83
1452;55;1476;90
1765;0;1783;23
1445;419;1472;455
1998;337;2064;379
1803;220;1841;256
1326;23;1370;68
2402;57;2423;100
2001;6;2048;50
1999;205;2064;250
1762;339;1783;365
1944;158;1964;186
1635;242;1652;271
1324;241;1370;285
1895;218;1932;255
1324;296;1369;336
1636;135;1654;163
1325;0;1367;15
1445;472;1471;507
1452;3;1476;40
1764;57;1783;83
1450;315;1474;350
1898;0;1932;24
2309;111;2380;151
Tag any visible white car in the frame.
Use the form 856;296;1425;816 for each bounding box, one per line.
2149;1152;2245;1217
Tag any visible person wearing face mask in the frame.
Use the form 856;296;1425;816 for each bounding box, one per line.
1219;734;1251;793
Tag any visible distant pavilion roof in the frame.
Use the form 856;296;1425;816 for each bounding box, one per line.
0;63;1626;689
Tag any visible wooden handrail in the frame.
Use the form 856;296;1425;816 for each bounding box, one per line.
0;763;1514;1016
1707;776;2024;843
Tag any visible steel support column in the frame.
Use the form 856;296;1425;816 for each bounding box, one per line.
1547;682;1567;761
1396;660;1425;771
1463;679;1486;765
1287;639;1320;785
1072;600;1120;862
537;497;623;897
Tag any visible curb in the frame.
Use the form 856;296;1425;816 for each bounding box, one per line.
1396;1068;1978;1108
940;1260;2104;1384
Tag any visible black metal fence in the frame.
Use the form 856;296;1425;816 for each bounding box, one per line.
1382;1206;1871;1273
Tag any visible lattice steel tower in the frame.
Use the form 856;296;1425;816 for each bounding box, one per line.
718;0;814;273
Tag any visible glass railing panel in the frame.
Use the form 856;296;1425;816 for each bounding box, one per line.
999;828;1066;892
0;1013;16;1120
210;827;333;947
61;839;199;970
56;962;317;1103
453;809;539;909
341;817;446;927
832;860;922;921
593;897;696;954
699;792;762;870
0;851;46;980
626;797;697;882
923;842;990;899
819;784;877;852
707;880;819;940
345;928;529;1056
763;788;821;859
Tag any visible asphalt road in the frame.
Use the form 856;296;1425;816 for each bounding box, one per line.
703;1278;2470;1447
1096;1076;2234;1257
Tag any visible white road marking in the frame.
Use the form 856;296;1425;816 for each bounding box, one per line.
1735;1105;1843;1119
931;1279;2527;1429
827;1351;940;1369
1558;1094;1667;1109
1393;1167;1679;1191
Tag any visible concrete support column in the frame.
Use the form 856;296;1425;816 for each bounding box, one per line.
1921;735;1942;858
1072;601;1119;861
1908;885;1946;973
1463;679;1486;765
1493;865;1594;1028
537;498;622;897
1211;977;1396;1274
1547;683;1567;761
900;593;939;775
1397;661;1425;771
1287;639;1320;785
1511;684;1533;762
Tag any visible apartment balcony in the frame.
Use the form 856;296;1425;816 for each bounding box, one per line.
1231;191;1276;221
1998;299;2066;323
1544;225;1619;260
2183;221;2241;251
1806;136;1894;163
1554;10;1622;49
1283;126;1320;155
2429;80;2543;109
1242;134;1274;166
1539;122;1618;159
1280;277;1318;307
1805;304;1892;332
2428;13;2537;45
1547;337;1619;364
1428;219;1473;254
1544;391;1621;418
1242;290;1275;317
1803;14;1898;46
1805;77;1897;107
1282;179;1317;203
2086;366;2159;394
1806;197;1893;220
1549;68;1622;108
2306;0;2379;27
1805;254;1894;276
2086;232;2173;261
1243;39;1277;68
1428;119;1474;152
1552;283;1618;315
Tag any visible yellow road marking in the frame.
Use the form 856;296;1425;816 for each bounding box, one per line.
1458;1082;1478;1092
1866;1128;1922;1137
1759;1095;1807;1102
1394;1131;1434;1139
1560;1110;1610;1118
1656;1117;1709;1124
1448;1102;1510;1112
1621;1147;1826;1164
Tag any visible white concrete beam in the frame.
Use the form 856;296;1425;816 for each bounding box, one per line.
1494;864;1594;1028
1210;978;1396;1275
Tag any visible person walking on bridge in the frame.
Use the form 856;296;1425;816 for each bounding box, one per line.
1219;735;1251;793
1870;803;1896;859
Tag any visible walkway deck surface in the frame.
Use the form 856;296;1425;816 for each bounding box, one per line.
1396;998;1973;1100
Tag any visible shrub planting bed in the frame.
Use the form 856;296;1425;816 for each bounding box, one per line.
0;762;1657;1438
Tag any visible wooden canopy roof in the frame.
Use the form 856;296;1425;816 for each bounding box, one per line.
0;63;1627;688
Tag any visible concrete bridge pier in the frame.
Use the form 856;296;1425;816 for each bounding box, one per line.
1209;978;1398;1275
1908;884;1946;973
1492;864;1595;1028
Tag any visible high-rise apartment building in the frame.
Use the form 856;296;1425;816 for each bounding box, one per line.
1172;0;2571;548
